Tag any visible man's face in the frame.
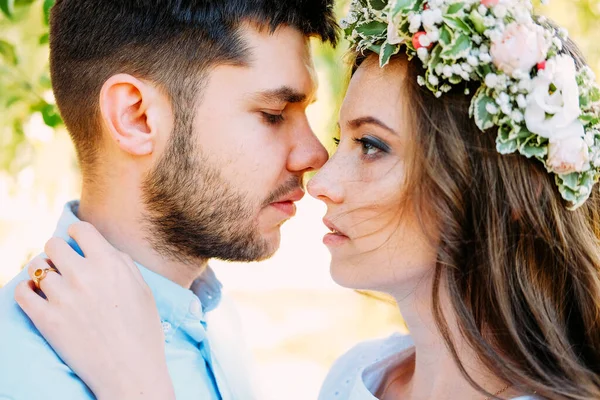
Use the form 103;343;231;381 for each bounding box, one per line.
142;23;328;264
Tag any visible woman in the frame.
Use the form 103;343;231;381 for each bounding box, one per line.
15;0;600;399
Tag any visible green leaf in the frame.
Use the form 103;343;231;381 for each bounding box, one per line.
520;143;547;159
439;25;452;46
39;33;49;45
497;137;518;154
356;20;387;37
560;172;580;191
43;0;54;25
0;39;18;65
368;0;387;11
380;42;400;67
5;95;20;108
391;0;419;17
443;16;473;35
446;2;465;15
440;34;472;60
427;44;443;72
0;0;15;18
468;9;486;34
471;87;496;130
40;103;62;127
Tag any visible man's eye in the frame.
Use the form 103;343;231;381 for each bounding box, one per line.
261;112;284;125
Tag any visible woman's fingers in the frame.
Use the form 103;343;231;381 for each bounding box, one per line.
26;256;64;302
67;221;114;260
44;236;85;275
14;279;51;323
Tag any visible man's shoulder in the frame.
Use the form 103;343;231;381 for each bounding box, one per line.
0;268;94;400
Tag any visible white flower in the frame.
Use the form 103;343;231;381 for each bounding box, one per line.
443;65;453;77
419;34;432;47
417;47;430;62
516;94;527;109
558;27;569;40
435;64;444;75
488;29;503;43
422;9;443;30
452;64;463;75
408;14;422;33
485;73;499;88
428;74;440;86
478;4;488;15
435;91;442;98
518;77;533;92
473;34;483;44
490;22;550;75
483;16;496;28
486;103;499;114
479;52;492;63
493;5;508;18
441;84;452;93
467;55;479;66
525;55;584;140
547;136;589;174
461;63;473;73
511;110;524;123
552;37;563;50
427;30;440;43
417;75;426;86
387;17;403;44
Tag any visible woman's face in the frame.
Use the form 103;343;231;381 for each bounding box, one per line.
307;56;438;292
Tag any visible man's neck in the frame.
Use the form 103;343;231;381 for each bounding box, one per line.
77;187;209;289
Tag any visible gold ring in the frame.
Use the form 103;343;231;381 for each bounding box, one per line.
32;266;59;290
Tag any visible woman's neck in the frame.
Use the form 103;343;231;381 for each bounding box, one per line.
382;273;518;400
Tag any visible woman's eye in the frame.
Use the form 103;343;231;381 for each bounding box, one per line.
261;112;284;125
353;136;389;157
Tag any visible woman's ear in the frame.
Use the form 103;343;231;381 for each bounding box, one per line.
99;74;171;157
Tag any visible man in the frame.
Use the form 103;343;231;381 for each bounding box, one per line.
0;0;338;399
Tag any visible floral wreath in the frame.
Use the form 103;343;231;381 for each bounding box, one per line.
342;0;600;210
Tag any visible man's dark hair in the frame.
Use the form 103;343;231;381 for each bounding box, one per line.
49;0;339;170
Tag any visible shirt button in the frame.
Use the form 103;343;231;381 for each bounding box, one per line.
162;321;172;334
189;299;202;317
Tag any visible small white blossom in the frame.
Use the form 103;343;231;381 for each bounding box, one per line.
417;47;430;62
461;63;473;73
558;27;569;40
486;103;499;114
443;65;453;77
467;55;479;66
417;75;426;86
493;5;508;18
409;14;422;33
435;91;442;98
488;29;503;43
516;94;527;109
460;71;471;80
427;30;440;43
553;37;563;50
419;34;432;47
428;74;440;86
435;64;444;75
483;16;496;27
452;64;463;75
518;78;533;92
585;131;595;147
464;88;471;95
480;44;489;54
511;110;524;123
441;84;452;93
485;73;499;88
422;9;443;30
473;34;483;45
501;103;513;115
362;7;370;19
478;4;488;15
479;52;492;63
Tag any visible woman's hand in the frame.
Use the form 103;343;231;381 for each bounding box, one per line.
14;222;175;400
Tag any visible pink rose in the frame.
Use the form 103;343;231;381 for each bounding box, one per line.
491;22;550;75
481;0;499;6
547;136;590;175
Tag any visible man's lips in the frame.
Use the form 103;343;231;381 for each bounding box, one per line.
269;189;305;217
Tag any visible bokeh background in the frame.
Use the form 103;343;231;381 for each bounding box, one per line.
1;1;599;399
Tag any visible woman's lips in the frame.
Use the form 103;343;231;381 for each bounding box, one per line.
322;218;350;246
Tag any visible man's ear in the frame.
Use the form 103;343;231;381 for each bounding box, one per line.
99;74;171;157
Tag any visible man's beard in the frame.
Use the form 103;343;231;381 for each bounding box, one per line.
141;114;298;265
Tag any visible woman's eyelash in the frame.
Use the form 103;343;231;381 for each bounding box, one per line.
353;136;390;153
262;112;284;125
333;137;340;146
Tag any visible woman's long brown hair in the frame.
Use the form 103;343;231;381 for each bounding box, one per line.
352;29;600;399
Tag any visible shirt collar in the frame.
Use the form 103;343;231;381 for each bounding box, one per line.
53;200;223;344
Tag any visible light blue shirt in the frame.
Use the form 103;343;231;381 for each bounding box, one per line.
319;333;540;400
0;201;224;400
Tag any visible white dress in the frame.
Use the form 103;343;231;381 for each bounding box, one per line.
318;333;541;400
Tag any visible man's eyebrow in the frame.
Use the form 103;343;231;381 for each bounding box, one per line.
346;116;399;136
253;86;308;104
